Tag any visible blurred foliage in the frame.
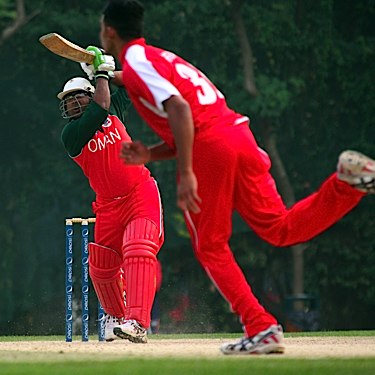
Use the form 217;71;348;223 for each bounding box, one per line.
0;0;374;335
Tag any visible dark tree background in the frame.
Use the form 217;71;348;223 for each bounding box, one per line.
0;0;374;335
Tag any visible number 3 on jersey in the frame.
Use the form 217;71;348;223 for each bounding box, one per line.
175;63;224;105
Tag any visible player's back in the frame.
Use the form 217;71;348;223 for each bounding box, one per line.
147;44;247;132
121;39;248;147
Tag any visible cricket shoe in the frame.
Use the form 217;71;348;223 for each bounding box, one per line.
103;314;125;342
220;324;285;355
337;150;375;194
113;319;148;343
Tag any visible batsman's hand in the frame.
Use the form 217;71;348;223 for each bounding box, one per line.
120;141;151;165
80;62;95;80
86;46;115;72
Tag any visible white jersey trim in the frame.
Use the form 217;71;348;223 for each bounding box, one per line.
126;44;180;113
152;179;164;238
233;116;249;126
184;210;199;251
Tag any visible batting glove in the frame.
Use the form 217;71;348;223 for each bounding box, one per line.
80;62;95;81
86;46;115;72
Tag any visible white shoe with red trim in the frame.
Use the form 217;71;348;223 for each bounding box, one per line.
220;324;285;355
104;314;125;342
337;150;375;194
113;319;148;343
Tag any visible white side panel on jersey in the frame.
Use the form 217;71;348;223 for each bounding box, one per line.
126;45;180;113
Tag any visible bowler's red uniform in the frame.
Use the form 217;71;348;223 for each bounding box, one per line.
119;38;364;336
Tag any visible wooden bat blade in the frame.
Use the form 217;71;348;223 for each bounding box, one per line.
39;33;95;64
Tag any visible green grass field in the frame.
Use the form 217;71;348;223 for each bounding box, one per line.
1;358;375;375
0;332;374;375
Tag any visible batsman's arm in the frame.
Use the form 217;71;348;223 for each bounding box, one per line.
94;77;111;111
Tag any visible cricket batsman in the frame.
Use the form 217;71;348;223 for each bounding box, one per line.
58;47;164;343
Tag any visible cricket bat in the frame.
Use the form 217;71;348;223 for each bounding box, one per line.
39;33;95;64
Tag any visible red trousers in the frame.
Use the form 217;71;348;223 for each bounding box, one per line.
92;178;163;251
92;178;164;327
184;123;364;337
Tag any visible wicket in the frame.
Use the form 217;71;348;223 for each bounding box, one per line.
65;217;105;342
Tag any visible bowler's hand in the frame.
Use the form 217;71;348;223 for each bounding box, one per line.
120;141;150;165
178;171;202;214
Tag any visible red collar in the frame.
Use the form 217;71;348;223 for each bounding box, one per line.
119;38;146;63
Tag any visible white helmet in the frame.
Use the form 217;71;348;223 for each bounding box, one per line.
57;77;95;100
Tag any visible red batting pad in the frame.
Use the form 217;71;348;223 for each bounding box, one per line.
123;255;156;328
89;243;126;318
122;219;160;328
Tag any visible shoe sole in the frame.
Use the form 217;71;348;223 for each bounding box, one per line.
251;344;285;355
221;343;285;355
105;331;121;342
113;327;148;343
105;336;122;342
